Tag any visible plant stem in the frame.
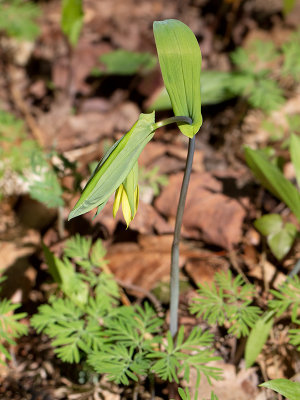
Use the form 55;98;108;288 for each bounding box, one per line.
152;116;192;131
170;135;196;337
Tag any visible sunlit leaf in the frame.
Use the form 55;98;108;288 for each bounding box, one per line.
290;134;300;188
61;0;83;47
283;0;296;15
153;19;202;138
245;146;300;222
254;214;282;236
260;379;300;400
268;222;297;260
245;311;274;368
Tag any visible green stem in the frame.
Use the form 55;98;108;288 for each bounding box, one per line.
170;135;196;337
152;116;192;131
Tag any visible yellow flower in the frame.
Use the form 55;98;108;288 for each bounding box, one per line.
113;162;139;227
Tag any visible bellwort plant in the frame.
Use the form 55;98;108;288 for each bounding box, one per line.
69;19;202;338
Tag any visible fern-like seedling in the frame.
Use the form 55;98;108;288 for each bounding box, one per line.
32;235;120;363
281;30;300;82
230;40;284;112
0;277;28;365
268;275;300;350
149;325;222;384
0;0;40;41
0;110;64;207
190;271;261;338
268;275;300;322
33;235;222;389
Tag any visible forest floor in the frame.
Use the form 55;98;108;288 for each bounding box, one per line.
1;0;300;399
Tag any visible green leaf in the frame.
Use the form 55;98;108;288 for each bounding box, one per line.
153;19;202;138
28;170;64;208
254;214;283;237
0;297;28;365
268;276;300;320
245;146;300;222
68;112;155;220
283;0;296;16
90;239;107;268
281;32;300;82
0;0;40;41
268;222;297;260
290;134;300;188
260;379;300;400
254;214;297;260
64;234;92;260
248;77;284;113
61;0;83;47
92;50;157;76
245;311;274;368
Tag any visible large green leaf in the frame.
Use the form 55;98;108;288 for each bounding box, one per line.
260;379;300;400
153;19;202;138
245;311;274;368
290;133;300;188
68;112;155;220
245;147;300;222
61;0;83;47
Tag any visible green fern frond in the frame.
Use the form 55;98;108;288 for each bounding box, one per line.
64;234;92;261
94;274;120;307
31;297;104;363
189;281;226;326
28;170;64;208
0;0;40;41
31;297;83;333
269;276;300;323
190;271;261;338
150;326;222;384
90;239;107;268
248;77;284;112
288;328;300;350
88;345;149;385
281;31;300;82
0;298;28;364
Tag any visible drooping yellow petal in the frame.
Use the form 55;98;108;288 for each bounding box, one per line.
113;184;124;218
121;189;132;228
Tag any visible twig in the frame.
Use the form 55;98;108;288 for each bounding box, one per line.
115;279;163;316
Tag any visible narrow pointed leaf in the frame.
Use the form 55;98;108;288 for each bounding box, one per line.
61;0;83;47
290;133;300;188
68;112;155;220
245;146;300;222
245;311;274;368
153;19;202;138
